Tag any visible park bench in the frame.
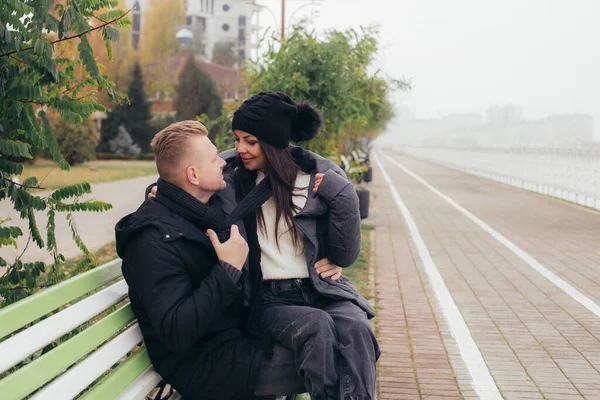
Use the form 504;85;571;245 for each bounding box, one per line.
0;259;300;399
0;258;173;400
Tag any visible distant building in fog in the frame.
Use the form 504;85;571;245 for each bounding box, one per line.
391;104;594;146
127;0;260;63
518;114;594;145
391;113;483;145
486;104;524;126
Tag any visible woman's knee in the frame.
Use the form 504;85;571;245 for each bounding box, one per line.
293;308;336;339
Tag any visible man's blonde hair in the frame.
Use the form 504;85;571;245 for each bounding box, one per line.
150;120;209;181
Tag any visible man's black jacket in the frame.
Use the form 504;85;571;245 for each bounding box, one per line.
115;198;263;400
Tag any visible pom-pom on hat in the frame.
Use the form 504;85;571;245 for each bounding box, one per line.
231;91;322;149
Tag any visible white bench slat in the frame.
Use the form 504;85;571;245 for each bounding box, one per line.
114;366;162;400
0;280;128;374
30;324;143;400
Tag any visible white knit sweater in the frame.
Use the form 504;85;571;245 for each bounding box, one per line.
256;171;310;280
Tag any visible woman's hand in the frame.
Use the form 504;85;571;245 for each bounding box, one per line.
314;258;342;280
148;186;157;198
313;173;325;193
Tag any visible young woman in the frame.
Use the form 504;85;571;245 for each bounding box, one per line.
219;91;380;400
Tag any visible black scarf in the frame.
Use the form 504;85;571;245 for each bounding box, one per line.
154;178;273;242
154;177;274;342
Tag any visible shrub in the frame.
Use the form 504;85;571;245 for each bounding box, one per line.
108;126;142;158
52;119;99;165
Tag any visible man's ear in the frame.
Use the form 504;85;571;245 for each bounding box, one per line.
186;165;200;186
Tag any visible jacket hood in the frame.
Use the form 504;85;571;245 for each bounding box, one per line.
115;199;212;259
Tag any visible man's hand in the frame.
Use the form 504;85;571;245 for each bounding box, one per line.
148;186;157;198
314;258;342;280
312;173;325;193
207;225;249;271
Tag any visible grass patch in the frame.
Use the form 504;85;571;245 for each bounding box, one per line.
344;224;372;299
64;241;118;275
20;161;157;190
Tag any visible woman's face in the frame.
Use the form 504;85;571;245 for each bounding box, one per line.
234;130;267;171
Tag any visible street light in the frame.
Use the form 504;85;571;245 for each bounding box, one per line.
287;0;322;28
282;0;323;39
249;0;323;39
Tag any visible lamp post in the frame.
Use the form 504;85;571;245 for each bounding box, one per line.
286;0;322;29
281;0;285;39
250;0;323;39
281;0;322;39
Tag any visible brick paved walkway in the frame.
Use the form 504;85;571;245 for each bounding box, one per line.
371;151;600;400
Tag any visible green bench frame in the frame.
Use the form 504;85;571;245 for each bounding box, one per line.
0;258;181;400
0;258;304;399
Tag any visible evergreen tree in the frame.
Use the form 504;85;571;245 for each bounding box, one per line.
109;125;142;157
123;61;153;150
100;61;154;152
175;55;223;122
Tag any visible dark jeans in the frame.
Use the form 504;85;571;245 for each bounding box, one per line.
254;343;307;397
259;278;380;400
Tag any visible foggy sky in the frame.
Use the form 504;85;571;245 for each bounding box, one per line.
258;0;600;140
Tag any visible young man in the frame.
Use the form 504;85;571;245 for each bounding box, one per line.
115;121;308;399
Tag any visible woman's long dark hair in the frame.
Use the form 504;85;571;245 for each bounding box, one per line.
234;140;307;248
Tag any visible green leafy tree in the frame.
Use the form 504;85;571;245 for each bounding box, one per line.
138;0;185;97
197;106;236;149
100;61;153;152
53;118;99;165
0;0;128;305
212;40;238;68
175;54;223;123
244;25;406;156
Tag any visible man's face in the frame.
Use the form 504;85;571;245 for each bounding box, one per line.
187;135;227;193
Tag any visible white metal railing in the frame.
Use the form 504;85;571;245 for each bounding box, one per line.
394;145;600;211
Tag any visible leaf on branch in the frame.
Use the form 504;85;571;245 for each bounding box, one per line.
0;236;18;249
22;176;38;187
0;226;23;249
58;6;77;38
104;38;113;60
67;213;90;256
74;254;96;275
28;208;45;249
0;159;24;176
10;186;47;214
0;226;23;239
51;182;92;201
0;139;32;159
78;36;100;78
23;103;45;148
39;110;70;171
22;261;46;279
55;200;112;212
98;9;129;24
47;209;57;252
102;25;119;42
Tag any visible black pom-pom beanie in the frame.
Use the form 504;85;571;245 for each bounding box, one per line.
231;91;322;149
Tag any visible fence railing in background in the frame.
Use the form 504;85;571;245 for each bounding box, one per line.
394;145;600;211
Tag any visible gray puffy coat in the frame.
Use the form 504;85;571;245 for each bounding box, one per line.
217;146;374;318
